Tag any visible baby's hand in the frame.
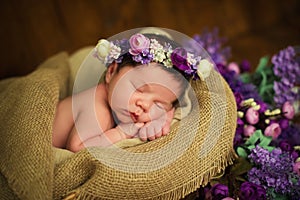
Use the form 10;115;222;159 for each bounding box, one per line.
138;108;175;141
117;122;144;139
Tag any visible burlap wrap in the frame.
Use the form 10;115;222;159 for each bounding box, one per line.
0;51;237;200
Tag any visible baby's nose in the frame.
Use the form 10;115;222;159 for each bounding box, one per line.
137;100;152;113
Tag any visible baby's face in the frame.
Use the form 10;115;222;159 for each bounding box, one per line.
107;63;182;124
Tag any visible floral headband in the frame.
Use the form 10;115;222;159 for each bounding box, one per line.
94;33;213;80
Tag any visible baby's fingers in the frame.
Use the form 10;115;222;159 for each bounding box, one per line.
117;123;144;137
138;126;147;141
162;108;175;136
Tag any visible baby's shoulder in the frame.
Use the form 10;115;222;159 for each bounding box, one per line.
95;83;108;99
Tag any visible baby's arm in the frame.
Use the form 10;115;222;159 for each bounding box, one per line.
68;123;143;151
138;108;175;141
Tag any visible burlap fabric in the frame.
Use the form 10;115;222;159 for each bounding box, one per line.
0;51;237;200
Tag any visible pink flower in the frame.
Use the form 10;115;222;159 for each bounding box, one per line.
245;107;259;125
243;125;256;137
282;101;295;119
227;62;240;74
129;33;150;55
264;123;281;139
293;161;300;176
222;198;234;200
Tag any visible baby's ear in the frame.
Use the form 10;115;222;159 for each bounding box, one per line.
105;62;118;83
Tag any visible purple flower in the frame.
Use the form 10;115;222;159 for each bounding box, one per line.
193;27;231;65
240;60;251;72
239;182;266;200
257;101;268;113
278;124;300;146
279;118;289;129
210;183;229;200
170;47;190;71
248;146;299;196
129;33;150;56
279;140;293;152
234;92;243;108
132;48;154;64
272;46;300;106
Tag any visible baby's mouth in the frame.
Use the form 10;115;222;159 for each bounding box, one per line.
130;112;139;122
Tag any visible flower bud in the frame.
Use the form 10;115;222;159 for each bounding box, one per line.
293;161;300;176
264;123;281;139
243;125;256;137
245;107;259;125
197;59;213;80
282;101;295;119
95;39;111;60
129;33;150;55
227;62;240;74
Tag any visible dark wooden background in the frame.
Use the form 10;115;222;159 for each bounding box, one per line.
0;0;299;79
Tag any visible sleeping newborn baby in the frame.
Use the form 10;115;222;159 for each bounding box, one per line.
52;33;211;152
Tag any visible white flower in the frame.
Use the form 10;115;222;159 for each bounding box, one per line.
163;50;173;68
197;59;213;80
95;39;111;61
163;59;173;68
109;43;121;60
150;39;163;50
187;53;197;66
153;49;166;63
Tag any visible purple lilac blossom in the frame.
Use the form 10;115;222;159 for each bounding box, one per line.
277;124;300;146
218;65;261;102
193;27;231;65
272;46;300;106
248;146;300;198
132;49;153;65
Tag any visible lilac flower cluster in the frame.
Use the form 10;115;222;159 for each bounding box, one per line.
194;28;300;200
272;46;300;106
193;28;231;65
248;146;300;199
278;124;300;147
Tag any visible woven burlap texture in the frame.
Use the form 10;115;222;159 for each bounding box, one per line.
0;51;237;200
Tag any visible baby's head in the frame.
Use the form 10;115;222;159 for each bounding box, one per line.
94;33;213;123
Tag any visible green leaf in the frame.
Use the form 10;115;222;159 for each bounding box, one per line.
259;84;275;105
235;176;248;182
255;56;269;73
240;73;252;83
264;146;275;152
259;135;272;147
274;194;289;200
258;70;268;93
230;157;253;176
237;147;248;158
247;145;256;151
245;130;262;145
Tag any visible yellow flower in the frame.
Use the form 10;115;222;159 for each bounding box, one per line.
197;59;213;81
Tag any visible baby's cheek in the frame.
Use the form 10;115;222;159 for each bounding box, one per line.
111;85;134;110
149;105;167;120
